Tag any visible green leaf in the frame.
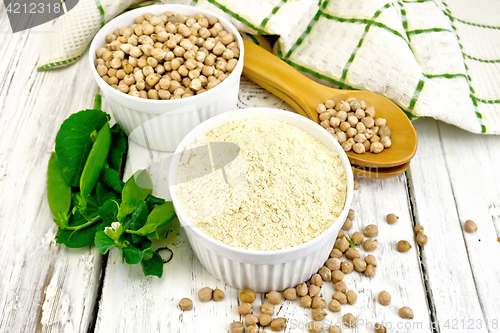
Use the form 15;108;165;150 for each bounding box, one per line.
122;170;152;206
47;152;72;228
141;252;163;278
95;231;115;254
94;182;117;207
142;247;154;261
56;212;99;248
98;199;120;225
123;200;149;239
145;194;165;210
55;109;109;187
122;243;143;264
100;168;124;194
131;202;176;236
107;124;127;171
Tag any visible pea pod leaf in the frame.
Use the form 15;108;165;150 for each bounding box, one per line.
142;247;154;261
129;202;176;236
100;168;124;194
98;199;120;226
107;124;127;171
123;200;149;231
56;212;98;248
122;170;152;206
95;231;115;254
55;109;109;187
141;252;163;278
145;194;165;210
122;243;143;264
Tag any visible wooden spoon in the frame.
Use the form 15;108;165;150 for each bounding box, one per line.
242;39;418;169
352;161;410;179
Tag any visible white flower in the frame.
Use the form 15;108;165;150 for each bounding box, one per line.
111;222;121;231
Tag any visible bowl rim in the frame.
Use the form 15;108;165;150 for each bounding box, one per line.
169;108;354;259
88;4;244;109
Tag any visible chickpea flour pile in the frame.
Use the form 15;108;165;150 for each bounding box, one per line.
176;119;347;251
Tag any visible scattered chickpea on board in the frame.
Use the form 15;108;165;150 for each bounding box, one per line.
177;208;423;331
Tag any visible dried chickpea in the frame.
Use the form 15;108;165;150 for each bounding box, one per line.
309;285;320;298
414;225;424;234
318;266;332;282
364;224;379;237
331;270;344;283
343;218;353;230
266;291;281;305
270;318;287;331
363;239;378;251
346;290;357;305
259;313;272;326
387;213;399;224
465;220;477;233
326;257;341;271
229;322;244;333
284;287;297;300
311;296;325;309
245;314;258;326
329;326;342;333
300;295;312;308
343;313;357;328
260;302;274;315
378;291;391;306
351;231;364;245
237;303;253;315
246;324;259;333
240;289;256;303
337;229;345;238
178;298;193;310
347;209;355;220
364;264;376;277
312;307;328;321
329;249;343;259
353;258;367;272
310;273;322;286
364;254;377;267
341;261;354;274
397;240;412;252
307;321;323;333
332;291;347;305
198;287;213;301
416;233;428;246
213;288;225;301
375;323;387;333
399;306;414;319
345;248;360;260
334;238;349;253
370;141;384;153
381;136;392;148
296;283;308;297
328;299;342;312
334;281;347;293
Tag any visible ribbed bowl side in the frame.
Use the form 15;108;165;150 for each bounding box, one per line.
106;77;240;151
187;230;337;293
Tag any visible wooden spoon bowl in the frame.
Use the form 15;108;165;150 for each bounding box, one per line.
242;39;418;169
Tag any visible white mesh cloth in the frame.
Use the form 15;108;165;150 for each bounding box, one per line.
38;0;500;134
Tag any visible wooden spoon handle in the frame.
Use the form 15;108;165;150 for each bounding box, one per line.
242;39;324;121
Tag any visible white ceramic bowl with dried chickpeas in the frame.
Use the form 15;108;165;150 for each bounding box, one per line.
169;109;354;292
89;5;244;151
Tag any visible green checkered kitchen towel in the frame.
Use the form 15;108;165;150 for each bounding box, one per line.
38;0;500;134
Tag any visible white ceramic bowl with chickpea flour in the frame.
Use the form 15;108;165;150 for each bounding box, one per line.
89;5;244;151
169;109;354;292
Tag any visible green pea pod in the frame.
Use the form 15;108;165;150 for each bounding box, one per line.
47;152;72;228
80;122;112;199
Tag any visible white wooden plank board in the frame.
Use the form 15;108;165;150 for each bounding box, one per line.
96;78;433;333
407;118;488;333
437;121;500;332
0;15;104;332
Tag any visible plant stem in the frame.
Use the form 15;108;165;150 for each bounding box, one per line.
64;215;102;231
